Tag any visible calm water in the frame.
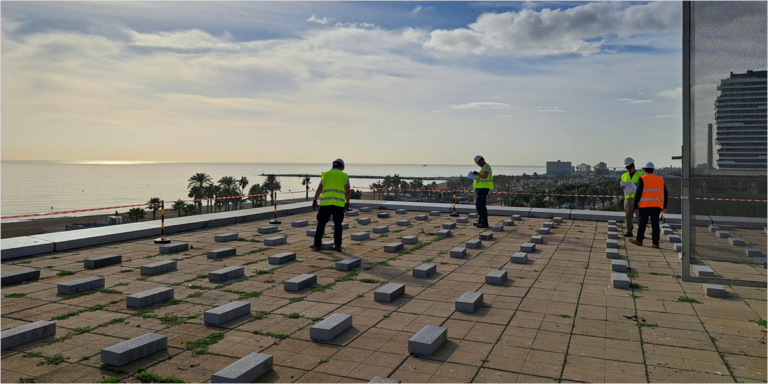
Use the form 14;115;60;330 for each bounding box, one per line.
1;161;545;219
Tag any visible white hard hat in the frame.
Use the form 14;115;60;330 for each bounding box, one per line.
334;159;345;167
624;157;635;167
474;155;483;163
644;162;655;169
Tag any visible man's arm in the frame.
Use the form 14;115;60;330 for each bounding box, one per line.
313;185;323;201
663;185;668;210
474;165;490;178
345;185;351;207
633;178;644;210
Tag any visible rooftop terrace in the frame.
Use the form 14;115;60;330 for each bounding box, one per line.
1;203;766;383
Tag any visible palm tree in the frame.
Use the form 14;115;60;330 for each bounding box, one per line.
188;186;204;215
237;177;249;209
248;184;264;208
188;173;212;190
203;184;216;213
146;197;161;220
301;177;312;201
533;172;539;186
128;207;146;222
218;176;238;211
182;203;197;217
263;174;281;205
172;199;185;217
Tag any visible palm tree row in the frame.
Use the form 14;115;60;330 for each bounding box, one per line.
185;173;283;215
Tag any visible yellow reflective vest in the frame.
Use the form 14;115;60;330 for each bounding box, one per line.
319;170;348;207
621;171;643;199
473;164;494;190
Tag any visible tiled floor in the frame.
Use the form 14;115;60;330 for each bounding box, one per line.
2;209;766;383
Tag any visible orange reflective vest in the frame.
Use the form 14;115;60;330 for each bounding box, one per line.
638;174;665;209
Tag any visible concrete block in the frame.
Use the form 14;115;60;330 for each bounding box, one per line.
450;247;467;258
207;247;236;259
310;313;352;341
530;236;544;244
543;222;554;229
331;223;349;231
486;270;507;285
662;228;673;235
455;292;483;313
429;211;441;216
708;225;720;232
607;232;618;239
457;217;468;224
141;260;177;275
607;225;617;233
160;243;188;254
716;231;730;239
466;240;482;249
358;218;371;225
402;236;419;244
744;247;763;257
492;225;503;232
611;260;627;272
377;212;390;219
510;252;528;264
1;268;40;286
264;236;287;246
351;232;370;241
396;209;407;215
670;223;682;229
693;265;715;277
668;235;681;243
360;207;372;213
58;276;105;295
511;215;522;221
397;219;411;227
127;287;174;308
205;301;251;325
754;257;767;269
258;226;279;234
468;213;478;219
101;333;167;366
284;274;317;291
374;283;405;303
520;243;536;253
413;264;436;278
84;254;122;269
215;233;239;242
384;243;404;253
553;217;563;224
415;215;428;221
436;229;451;238
611;273;630;289
503;219;515;226
320;241;335;250
606;239;618;249
608;220;617;225
703;283;726;297
306;229;317;237
370;377;400;383
479;232;493;241
442;222;456;229
538;227;550;235
408;325;447;356
675;243;683;252
373;226;389;234
336;258;361;271
211;352;273;383
606;248;619;259
268;252;296;265
728;237;745;246
345;211;359;217
291;220;309;228
209;266;245;283
1;320;56;350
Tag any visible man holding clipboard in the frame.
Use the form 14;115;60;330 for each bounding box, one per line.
619;157;643;237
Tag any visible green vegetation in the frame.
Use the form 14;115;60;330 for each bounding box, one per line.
649;272;669;276
136;372;185;383
132;299;184;319
57;270;75;276
319;359;329;364
637;322;658;328
677;296;702;304
37;354;66;366
749;319;767;328
5;293;26;298
629;294;642;299
196;274;208;279
377;261;390;267
334;272;358;282
433;236;445;241
243;247;273;256
159;315;198;327
22;352;43;358
252;330;289;339
113;282;129;287
119;269;134;273
629;283;645;290
222;289;261;300
238;238;263;243
96;377;121;383
626;273;639;278
254;267;280;276
359;278;379;284
558;314;571;318
137;277;148;281
284;313;301;319
383;314;390;318
356;294;365;298
185;332;225;355
189;284;209;290
250;311;270;321
19;378;35;383
288;297;305;303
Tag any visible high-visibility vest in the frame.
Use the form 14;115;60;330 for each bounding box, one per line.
638;174;665;209
621;171;643;199
319;170;348;207
473;163;494;190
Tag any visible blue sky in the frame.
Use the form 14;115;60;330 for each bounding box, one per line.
1;1;684;167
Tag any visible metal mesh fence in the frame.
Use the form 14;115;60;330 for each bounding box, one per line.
688;1;767;269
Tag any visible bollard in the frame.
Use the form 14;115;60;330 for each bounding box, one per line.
269;192;281;224
449;191;459;217
154;200;171;244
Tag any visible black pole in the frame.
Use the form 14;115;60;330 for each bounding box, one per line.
154;200;171;244
450;190;459;216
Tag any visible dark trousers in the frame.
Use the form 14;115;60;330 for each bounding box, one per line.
475;188;490;225
314;205;345;247
636;207;662;245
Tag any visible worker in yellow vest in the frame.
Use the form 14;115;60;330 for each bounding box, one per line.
629;162;668;248
311;159;350;252
472;155;494;228
620;157;643;237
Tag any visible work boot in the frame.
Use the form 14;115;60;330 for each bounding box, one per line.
476;223;490;229
624;232;633;237
335;245;342;252
309;243;321;251
651;244;660;249
629;239;643;246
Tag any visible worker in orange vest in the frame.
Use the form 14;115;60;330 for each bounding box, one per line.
629;162;668;248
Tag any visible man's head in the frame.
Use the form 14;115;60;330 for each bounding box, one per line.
642;162;655;174
474;155;485;167
333;158;345;171
624;157;635;172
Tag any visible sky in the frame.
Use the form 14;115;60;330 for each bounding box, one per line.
1;1;685;167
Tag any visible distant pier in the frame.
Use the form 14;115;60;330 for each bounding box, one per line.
260;174;452;180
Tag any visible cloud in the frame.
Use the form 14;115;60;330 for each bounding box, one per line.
654;114;681;119
127;29;234;50
538;109;566;113
495;115;514;118
449;102;513;110
334;21;376;29
655;87;682;100
412;6;422;14
307;14;333;25
620;98;654;104
423;1;681;56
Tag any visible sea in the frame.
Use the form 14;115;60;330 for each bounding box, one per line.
0;160;545;220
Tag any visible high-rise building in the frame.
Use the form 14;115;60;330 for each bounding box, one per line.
546;160;572;176
715;70;767;171
575;163;591;173
594;162;608;176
